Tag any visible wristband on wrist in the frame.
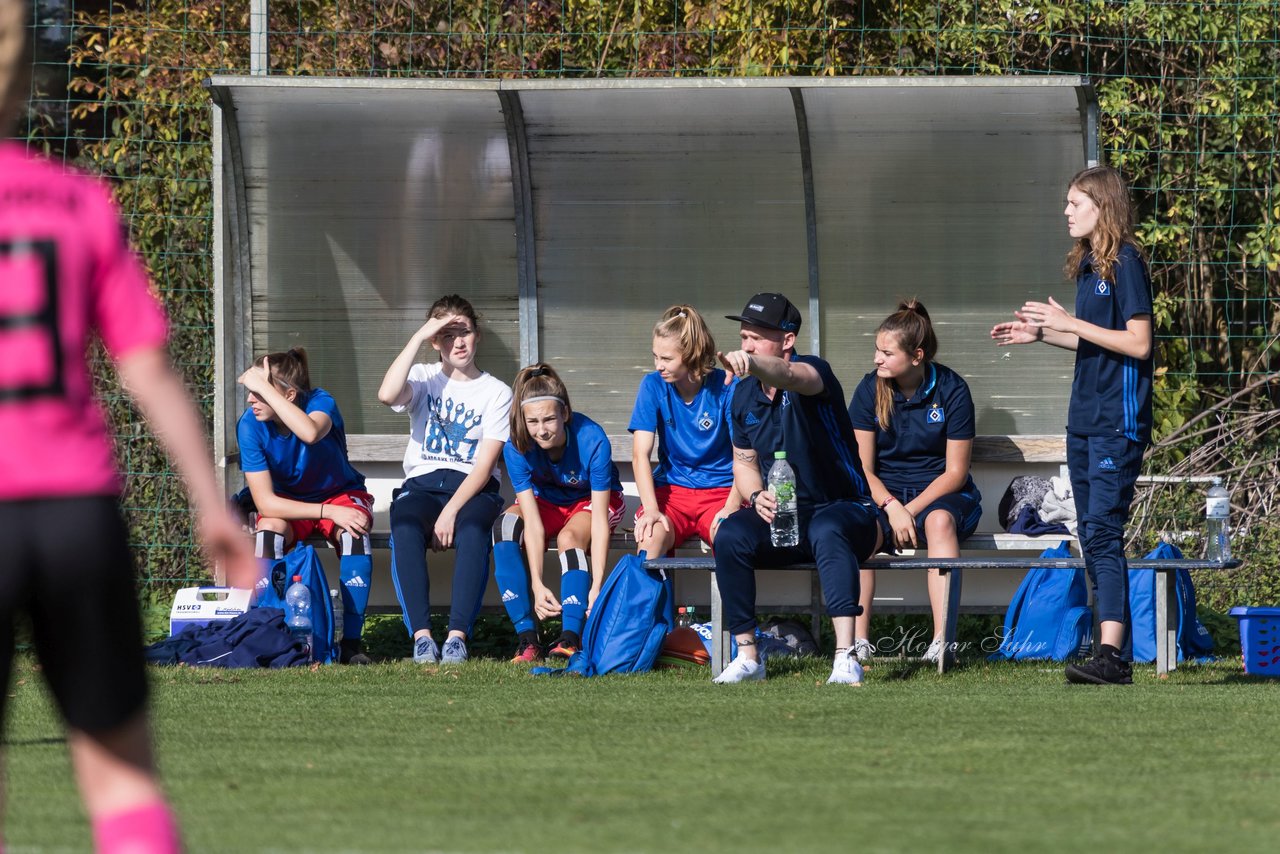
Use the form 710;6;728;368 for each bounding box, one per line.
880;495;897;509
749;489;764;508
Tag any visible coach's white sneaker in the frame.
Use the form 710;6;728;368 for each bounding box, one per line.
827;648;865;686
852;637;875;662
712;655;765;684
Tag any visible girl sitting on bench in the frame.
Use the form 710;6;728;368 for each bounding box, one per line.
848;299;982;664
236;347;375;664
379;295;513;665
629;304;741;560
493;363;625;662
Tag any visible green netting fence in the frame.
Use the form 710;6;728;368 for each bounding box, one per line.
15;0;1280;610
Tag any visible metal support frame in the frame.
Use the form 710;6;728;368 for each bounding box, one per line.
790;87;822;357
208;86;255;553
500;90;540;366
250;0;267;76
1077;80;1100;167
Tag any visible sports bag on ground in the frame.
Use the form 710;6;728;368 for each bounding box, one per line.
988;541;1092;662
536;551;671;677
252;544;339;664
1128;542;1214;662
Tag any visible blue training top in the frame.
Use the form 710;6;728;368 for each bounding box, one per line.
730;354;869;506
848;362;978;496
1069;243;1154;444
237;388;366;502
504;411;623;506
627;369;736;489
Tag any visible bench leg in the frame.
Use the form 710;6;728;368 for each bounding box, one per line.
940;567;963;675
710;572;729;677
1155;568;1175;676
810;572;823;650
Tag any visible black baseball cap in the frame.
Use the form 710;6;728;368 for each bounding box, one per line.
725;293;802;333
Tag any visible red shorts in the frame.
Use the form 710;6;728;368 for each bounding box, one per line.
634;484;734;547
511;492;626;539
289;490;374;544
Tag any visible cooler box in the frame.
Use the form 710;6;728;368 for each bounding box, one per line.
1230;607;1280;676
169;587;254;637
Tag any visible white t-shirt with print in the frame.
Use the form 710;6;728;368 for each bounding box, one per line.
392;362;513;481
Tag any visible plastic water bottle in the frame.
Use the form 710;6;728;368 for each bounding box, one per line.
768;451;799;547
687;605;696;627
1205;477;1231;562
676;607;690;628
285;574;314;660
330;588;344;644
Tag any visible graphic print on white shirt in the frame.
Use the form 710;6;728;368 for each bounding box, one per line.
394;362;513;481
422;393;485;462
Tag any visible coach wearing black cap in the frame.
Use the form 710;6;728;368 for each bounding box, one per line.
713;292;883;685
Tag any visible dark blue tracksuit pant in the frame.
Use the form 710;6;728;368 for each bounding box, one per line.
713;500;880;636
390;470;506;636
1067;432;1143;628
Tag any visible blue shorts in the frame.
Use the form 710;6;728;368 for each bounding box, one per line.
877;485;983;551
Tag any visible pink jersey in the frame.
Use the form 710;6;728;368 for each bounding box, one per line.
0;143;168;500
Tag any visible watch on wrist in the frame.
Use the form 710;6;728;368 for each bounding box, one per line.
749;489;764;508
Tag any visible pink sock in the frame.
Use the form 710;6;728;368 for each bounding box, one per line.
92;800;181;854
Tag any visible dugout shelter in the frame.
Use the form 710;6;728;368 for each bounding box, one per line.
207;75;1097;611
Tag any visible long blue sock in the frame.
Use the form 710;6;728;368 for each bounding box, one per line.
559;549;590;638
339;553;372;640
493;540;535;635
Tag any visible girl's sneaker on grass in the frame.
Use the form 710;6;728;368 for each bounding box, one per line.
413;636;440;664
511;641;545;663
922;637;945;664
827;649;865;685
712;655;765;684
1065;654;1133;685
441;637;468;664
548;635;580;659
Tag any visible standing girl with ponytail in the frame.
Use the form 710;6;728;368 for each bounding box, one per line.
237;348;375;664
848;300;982;665
493;364;624;662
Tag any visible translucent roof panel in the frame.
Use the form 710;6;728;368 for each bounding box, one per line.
520;87;808;434
228;86;519;434
804;83;1084;434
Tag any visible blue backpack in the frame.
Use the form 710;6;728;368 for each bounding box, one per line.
989;542;1093;661
253;545;338;664
1128;542;1214;662
537;552;671;677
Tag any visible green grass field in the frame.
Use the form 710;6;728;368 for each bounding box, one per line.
4;650;1278;853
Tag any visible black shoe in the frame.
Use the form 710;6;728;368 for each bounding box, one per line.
1065;654;1132;685
340;638;373;666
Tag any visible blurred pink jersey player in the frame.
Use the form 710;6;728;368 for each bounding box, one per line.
1;2;253;849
